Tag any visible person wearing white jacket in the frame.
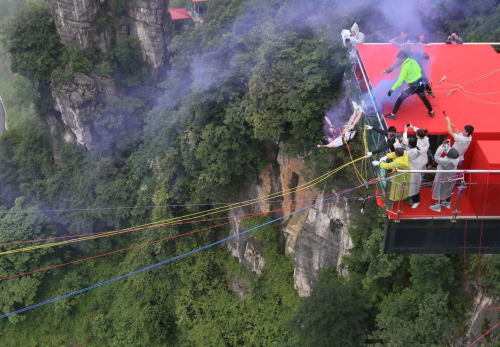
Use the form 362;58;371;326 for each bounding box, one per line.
403;124;430;166
348;22;365;64
403;138;422;208
403;124;429;208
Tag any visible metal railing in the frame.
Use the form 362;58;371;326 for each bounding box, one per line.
344;50;391;194
391;170;500;222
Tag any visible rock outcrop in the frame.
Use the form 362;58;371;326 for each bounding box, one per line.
293;195;355;297
128;0;170;70
48;0;103;49
453;283;500;346
46;0;170;151
227;146;357;297
51;72;99;150
48;0;170;70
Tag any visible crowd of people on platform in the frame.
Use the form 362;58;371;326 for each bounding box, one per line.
367;116;473;212
319;23;473;213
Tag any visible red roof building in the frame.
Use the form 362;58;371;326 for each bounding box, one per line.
168;8;191;20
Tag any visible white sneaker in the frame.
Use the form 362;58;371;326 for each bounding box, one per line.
429;204;441;212
441;202;451;209
411;202;420;209
352;100;359;111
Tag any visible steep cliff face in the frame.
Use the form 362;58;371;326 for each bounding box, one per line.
51;72;99;150
49;0;100;49
453;283;500;346
227;147;357;297
226;160;282;276
128;0;170;70
293;195;355;296
47;0;170;69
46;0;170;152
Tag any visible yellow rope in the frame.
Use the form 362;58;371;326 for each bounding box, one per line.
343;133;367;187
0;157;366;256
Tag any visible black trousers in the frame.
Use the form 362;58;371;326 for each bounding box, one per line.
422;74;432;92
392;78;433;115
437;197;452;204
411;192;420;203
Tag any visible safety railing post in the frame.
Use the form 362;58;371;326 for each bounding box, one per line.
452;179;466;223
395;174;406;223
356;53;386;136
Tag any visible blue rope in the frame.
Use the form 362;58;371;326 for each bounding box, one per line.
0;183;368;319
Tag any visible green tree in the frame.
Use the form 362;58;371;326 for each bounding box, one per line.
104;36;148;86
247;28;336;151
289;279;368;347
0;2;62;83
0;197;58;324
372;290;451;347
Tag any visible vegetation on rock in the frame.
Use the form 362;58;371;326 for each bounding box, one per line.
0;0;499;346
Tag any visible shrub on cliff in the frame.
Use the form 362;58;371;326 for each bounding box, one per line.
0;2;62;83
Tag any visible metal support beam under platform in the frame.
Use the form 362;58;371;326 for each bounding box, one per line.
384;218;500;254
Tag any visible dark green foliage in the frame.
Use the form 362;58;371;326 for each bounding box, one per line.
0;2;62;82
439;0;500;44
104;36;149;86
479;255;500;297
0;197;59;324
372;290;451;347
0;116;56;199
62;44;99;74
247;28;337;150
174;218;300;346
0;0;498;345
93;95;148;149
289;269;367;347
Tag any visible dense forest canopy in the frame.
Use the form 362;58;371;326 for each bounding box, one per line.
0;0;499;346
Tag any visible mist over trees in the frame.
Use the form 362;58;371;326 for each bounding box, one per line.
0;0;499;345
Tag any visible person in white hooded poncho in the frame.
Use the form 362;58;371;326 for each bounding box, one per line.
348;22;365;64
429;146;460;213
403;137;423;208
402;124;430;208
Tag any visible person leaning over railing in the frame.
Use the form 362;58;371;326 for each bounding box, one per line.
429;144;460;212
348;22;365;64
364;125;399;158
446;30;463;44
371;148;411;206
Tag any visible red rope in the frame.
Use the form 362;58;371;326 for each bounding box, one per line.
0;200;348;282
467;320;500;347
0;215;253;282
0;186;362;247
0;212;278;246
463;173;500;310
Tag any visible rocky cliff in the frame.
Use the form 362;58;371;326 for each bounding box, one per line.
453;281;500;346
46;0;171;153
227;146;357;297
47;0;170;70
128;0;170;70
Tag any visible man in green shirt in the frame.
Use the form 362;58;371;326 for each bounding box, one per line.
384;51;435;120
